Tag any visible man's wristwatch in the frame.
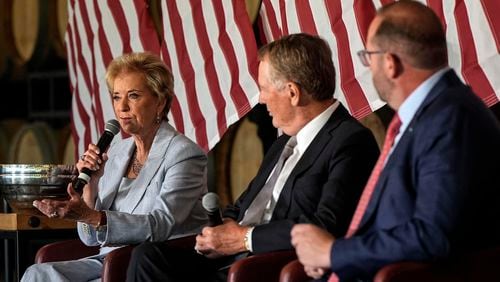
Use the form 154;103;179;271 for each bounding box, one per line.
243;227;254;252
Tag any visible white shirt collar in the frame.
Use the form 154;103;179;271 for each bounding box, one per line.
295;100;339;154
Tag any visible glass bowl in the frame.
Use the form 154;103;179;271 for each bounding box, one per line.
0;164;77;213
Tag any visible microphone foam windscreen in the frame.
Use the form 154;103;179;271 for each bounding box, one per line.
202;192;220;212
105;119;121;135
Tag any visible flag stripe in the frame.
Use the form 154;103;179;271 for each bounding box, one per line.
171;2;221;144
262;1;282;41
92;0;115;133
66;0;77;95
66;0;82;155
279;0;289;35
353;0;376;46
158;31;186;133
465;1;500;103
132;0;161;53
296;1;317;34
73;1;97;147
326;1;371;118
223;0;258;112
454;0;498;106
160;1;193;137
108;1;133;53
257;0;500;120
158;0;259;150
481;0;500;52
211;1;252;120
427;0;447;32
190;0;228;137
165;0;209;150
82;1;107;135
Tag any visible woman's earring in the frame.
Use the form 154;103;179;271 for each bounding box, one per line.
156;115;161;124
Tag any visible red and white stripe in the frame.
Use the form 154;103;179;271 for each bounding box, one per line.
258;0;500;119
159;0;259;151
68;0;259;156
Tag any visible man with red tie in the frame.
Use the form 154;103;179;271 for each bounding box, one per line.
291;1;500;281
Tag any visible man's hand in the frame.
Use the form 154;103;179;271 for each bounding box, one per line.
291;224;335;273
195;218;248;258
304;265;327;280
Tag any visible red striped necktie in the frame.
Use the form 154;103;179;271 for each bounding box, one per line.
327;114;401;282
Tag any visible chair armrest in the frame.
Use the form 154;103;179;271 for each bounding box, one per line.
374;262;445;282
374;246;500;282
228;250;296;282
101;235;197;282
102;245;136;282
279;247;500;282
35;239;100;263
280;259;310;282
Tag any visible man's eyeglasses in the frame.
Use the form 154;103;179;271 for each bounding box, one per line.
357;50;385;67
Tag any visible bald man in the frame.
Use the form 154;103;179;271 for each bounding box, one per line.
291;1;500;281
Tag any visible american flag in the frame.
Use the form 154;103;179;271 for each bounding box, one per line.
158;0;259;151
66;0;259;155
257;0;500;119
67;0;499;156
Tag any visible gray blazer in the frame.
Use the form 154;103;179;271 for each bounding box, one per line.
77;121;208;249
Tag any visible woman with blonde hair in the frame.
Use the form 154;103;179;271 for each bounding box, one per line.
23;52;207;281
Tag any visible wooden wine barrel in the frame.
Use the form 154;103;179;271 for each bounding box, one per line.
359;112;386;150
2;0;67;72
229;118;264;199
62;133;76;165
8;122;57;164
56;124;75;165
0;40;8;79
0;2;21;79
214;117;264;206
0;119;24;162
54;0;68;59
0;127;8;163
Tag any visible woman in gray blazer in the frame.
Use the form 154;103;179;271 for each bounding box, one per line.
22;52;208;282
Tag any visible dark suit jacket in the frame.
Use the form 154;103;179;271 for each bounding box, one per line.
224;104;379;254
331;70;500;281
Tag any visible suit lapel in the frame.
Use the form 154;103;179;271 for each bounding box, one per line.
237;136;289;218
121;122;176;214
356;132;409;229
97;140;135;210
273;104;349;219
356;70;462;231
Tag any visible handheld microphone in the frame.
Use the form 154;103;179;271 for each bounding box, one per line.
202;192;223;227
73;119;121;194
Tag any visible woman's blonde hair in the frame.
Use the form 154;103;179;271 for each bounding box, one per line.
106;52;174;120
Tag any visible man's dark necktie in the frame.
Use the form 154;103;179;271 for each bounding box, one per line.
240;136;297;226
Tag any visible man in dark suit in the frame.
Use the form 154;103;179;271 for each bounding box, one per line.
291;1;500;281
126;33;379;281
